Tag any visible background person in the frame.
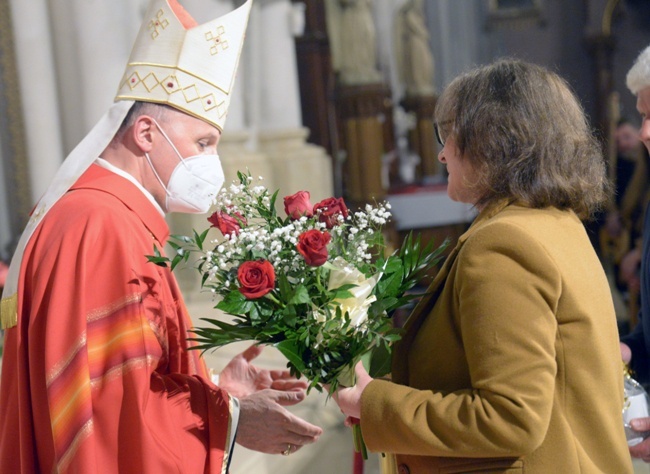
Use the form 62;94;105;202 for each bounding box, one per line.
619;44;650;462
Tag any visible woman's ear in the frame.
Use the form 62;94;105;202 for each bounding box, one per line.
131;115;156;153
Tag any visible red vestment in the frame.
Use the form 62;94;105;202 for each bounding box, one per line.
0;165;236;473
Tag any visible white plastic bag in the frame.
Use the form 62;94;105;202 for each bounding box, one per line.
623;368;650;446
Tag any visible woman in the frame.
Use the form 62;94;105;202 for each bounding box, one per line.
334;60;633;473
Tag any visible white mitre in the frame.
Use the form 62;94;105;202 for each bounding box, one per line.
627;44;650;94
0;0;252;329
116;0;251;131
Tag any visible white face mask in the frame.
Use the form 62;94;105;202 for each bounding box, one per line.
145;119;224;214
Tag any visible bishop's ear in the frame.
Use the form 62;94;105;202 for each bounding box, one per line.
131;115;156;153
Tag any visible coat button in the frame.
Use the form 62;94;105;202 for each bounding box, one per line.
398;464;410;474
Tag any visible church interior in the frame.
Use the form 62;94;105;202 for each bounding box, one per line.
2;0;650;472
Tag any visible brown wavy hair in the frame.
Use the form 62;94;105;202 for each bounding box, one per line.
434;59;608;220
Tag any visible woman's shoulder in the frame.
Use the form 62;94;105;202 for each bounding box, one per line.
462;205;583;252
481;205;580;235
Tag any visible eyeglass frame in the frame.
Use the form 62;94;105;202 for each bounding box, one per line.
434;120;453;147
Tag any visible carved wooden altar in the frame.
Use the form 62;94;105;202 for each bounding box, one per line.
335;83;393;206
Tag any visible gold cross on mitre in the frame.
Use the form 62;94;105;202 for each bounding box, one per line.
206;26;229;56
148;9;170;39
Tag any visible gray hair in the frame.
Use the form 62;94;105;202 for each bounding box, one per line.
627;45;650;94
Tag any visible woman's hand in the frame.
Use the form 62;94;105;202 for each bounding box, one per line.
332;361;373;419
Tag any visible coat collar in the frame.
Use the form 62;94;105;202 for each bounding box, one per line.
70;164;170;245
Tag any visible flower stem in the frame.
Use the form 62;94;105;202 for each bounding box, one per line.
352;424;368;460
264;293;283;307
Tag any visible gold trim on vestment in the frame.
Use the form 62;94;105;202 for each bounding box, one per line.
1;293;17;329
57;419;94;473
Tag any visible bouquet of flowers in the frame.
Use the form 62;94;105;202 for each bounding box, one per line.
149;171;447;457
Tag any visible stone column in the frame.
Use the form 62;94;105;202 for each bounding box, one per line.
9;0;65;202
165;0;278;301
255;0;333;204
47;0;146;149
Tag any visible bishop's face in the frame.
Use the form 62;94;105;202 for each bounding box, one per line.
150;109;221;186
636;86;650;154
146;109;222;211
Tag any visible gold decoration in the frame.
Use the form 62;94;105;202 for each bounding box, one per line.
206;26;229;56
119;68;227;114
1;293;17;329
148;9;170;39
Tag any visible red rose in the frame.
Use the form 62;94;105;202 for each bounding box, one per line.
237;260;276;299
208;210;247;236
297;229;331;267
284;191;314;220
313;197;349;229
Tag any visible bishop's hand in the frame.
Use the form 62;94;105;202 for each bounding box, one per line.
218;344;308;398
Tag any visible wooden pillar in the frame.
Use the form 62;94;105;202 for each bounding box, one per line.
336;83;393;206
586;34;616;141
401;95;438;179
293;1;335;155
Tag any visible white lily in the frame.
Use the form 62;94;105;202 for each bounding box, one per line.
325;257;379;328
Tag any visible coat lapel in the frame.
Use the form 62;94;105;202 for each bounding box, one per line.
390;200;512;385
391;245;460;384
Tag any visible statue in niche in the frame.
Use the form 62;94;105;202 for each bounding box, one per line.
335;0;382;85
395;0;435;97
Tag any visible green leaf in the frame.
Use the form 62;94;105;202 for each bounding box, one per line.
332;289;355;300
146;255;170;267
275;340;307;374
194;228;210;250
368;343;392;378
146;244;170;267
216;291;250;314
289;285;311;305
269;189;279;218
382;257;404;274
237;170;249;185
278;273;292;301
377;268;404;297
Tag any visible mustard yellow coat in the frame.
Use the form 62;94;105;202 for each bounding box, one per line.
361;202;633;473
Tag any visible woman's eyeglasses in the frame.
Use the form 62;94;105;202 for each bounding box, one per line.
434;120;453;147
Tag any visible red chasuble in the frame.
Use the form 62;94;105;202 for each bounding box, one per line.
0;165;236;473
